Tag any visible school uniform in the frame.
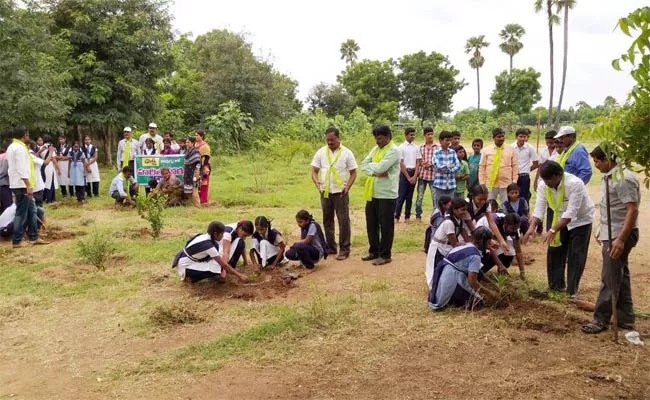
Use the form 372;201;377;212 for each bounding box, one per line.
425;215;464;289
476;213;519;271
218;223;247;268
0;153;11;214
56;143;74;197
0;203;44;238
251;228;287;268
84;144;100;197
142;147;157;156
423;208;445;253
172;233;222;283
428;243;485;310
31;151;45;207
38;145;59;203
502;197;530;233
68;149;87;202
285;220;327;269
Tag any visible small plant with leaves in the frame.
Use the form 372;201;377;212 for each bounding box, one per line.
136;193;168;239
75;229;118;270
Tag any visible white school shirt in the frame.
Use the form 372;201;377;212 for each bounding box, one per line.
138;133;163;152
539;147;558;164
7;142;31;189
511;142;539;174
31;152;45;192
398;141;422;169
533;172;594;231
117;138;140;164
311;146;358;194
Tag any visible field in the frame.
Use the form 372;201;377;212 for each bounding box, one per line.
1;148;650;400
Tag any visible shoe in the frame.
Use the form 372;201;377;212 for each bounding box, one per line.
278;257;290;265
13;241;30;248
416;217;422;222
394;218;400;223
326;249;337;255
30;238;51;245
372;258;392;266
336;253;349;261
361;254;378;261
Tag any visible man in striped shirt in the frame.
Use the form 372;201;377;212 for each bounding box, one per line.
415;127;438;221
431;131;461;207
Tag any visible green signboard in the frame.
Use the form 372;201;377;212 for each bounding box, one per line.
134;155;184;185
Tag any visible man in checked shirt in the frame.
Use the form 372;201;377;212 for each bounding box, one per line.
431;131;461;207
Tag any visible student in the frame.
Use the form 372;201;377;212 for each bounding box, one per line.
37;135;59;204
428;227;500;311
424;194;452;253
220;220;255;269
502;183;530;233
0;202;46;239
68;141;87;204
453;145;470;199
142;137;157;155
55;134;73;197
431;131;461;206
172;221;249;284
425;198;470;289
163;132;180;152
29;142;46;207
286;210;327;272
146;178;158;197
395;127;422;222
0;142;10;214
477;213;526;279
249;216;288;271
467;139;483;191
415;127;438;221
83;135;100;198
177;138;187;155
451;131;461;147
195;130;211;205
463;184;511;252
511;128;539;202
183;137;201;208
160;138;177;155
109;166;139;206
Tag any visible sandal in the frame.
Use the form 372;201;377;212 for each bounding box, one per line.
582;320;608;334
618;322;635;330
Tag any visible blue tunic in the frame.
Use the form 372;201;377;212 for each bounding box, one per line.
69;150;86;186
428;244;484;310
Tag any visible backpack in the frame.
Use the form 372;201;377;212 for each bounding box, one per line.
424;210;446;253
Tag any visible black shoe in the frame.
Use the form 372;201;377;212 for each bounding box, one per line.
372;258;392;266
361;254;378;261
335;253;349;261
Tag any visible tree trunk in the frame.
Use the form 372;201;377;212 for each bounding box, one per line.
554;4;569;130
103;126;115;167
546;0;555;128
476;67;481;110
509;55;513;73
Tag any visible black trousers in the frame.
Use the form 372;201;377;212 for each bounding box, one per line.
0;185;12;214
320;192;351;255
228;238;246;268
516;173;531;202
395;169;417;219
481;253;514;273
75;185;86;202
286;242;320;269
61;185;75;197
86;182;99;197
547;223;592;295
365;198;396;259
594;230;638;325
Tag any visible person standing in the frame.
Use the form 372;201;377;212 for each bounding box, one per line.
523;161;594;297
431;131;461;207
37;136;59;204
360;125;401;265
68;141;88;204
479;127;518;205
415;127;437;222
554;126;592;184
195;130;211;205
582;146;640;334
467;138;483;191
535;130;559;234
117;127;139;171
83;135;100;198
395;127;422;222
7;127;49;247
311;127;357;260
511;128;538;202
164;132;181;152
0;142;12;214
183;137;201;208
139;122;163;153
55;135;73;198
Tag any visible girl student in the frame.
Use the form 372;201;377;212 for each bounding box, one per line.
425;197;471;289
452;145;470;199
423;194;453;253
37;135;60;203
462;184;510;253
220;220;255;269
67;141;88;204
476;212;526;279
249;216;288;271
285;210;327;273
143;137;157;155
55;134;73;198
83;135;101;198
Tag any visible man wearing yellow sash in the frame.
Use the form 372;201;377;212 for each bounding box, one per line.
6;127;50;248
311;127;358;260
117;127;139;171
478;127;518;205
554;126;592;184
360;125;401;266
139;122;163;154
523;161;594;297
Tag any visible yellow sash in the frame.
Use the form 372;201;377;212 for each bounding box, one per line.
123;139;132;168
363;141;393;201
545;176;565;247
13;139;35;187
488;145;503;190
323;145;345;198
557;141;580;168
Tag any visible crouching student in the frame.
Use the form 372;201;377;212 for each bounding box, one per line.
502;184;530;233
249;216;288;271
463;184;510;253
109;166;139;206
428;227;499;310
172;221;249;283
423;194;452;253
0;202;46;239
285;210;327;272
425;197;470;289
220;220;255;268
477;213;526;279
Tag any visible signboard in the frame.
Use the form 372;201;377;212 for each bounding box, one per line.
134;155;184;185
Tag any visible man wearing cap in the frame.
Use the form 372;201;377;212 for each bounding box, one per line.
555;126;592;184
479;127;518;205
116;127;140;171
510;128;538;202
139;122;163;153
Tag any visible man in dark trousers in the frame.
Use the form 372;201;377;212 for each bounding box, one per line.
394;127;421;222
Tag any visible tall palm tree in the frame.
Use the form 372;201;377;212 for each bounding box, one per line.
465;35;489;110
534;0;560;128
340;39;360;66
499;23;526;72
553;0;576;129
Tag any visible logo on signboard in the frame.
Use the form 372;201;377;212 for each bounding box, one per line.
142;157;160;167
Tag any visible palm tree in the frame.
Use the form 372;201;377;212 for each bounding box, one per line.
534;0;560;128
499;24;526;72
340;39;360;66
465;35;489;110
553;0;576;129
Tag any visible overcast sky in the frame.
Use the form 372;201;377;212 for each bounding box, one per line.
172;0;645;114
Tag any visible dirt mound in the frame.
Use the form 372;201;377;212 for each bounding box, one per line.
189;267;296;300
497;299;586;336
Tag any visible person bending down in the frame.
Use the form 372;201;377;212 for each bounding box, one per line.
172;221;248;283
285;210;327;272
477;212;526;279
220;220;254;269
109;166;139;206
249;216;288;271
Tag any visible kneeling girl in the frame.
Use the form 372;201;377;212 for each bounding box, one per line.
285;210;327;271
249;216;288;270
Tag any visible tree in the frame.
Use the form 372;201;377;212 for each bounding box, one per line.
603;95;619;111
339;59;400;122
340;39;360;66
306;82;354;117
205;101;254;152
553;0;577;129
534;0;560;128
490;68;542;123
398;51;466;120
499;24;526;72
465;35;490;110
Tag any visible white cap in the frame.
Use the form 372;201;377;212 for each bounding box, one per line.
554;126;576;139
123;126;132;132
148;122;157;129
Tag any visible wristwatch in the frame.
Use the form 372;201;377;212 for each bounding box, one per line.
549;228;556;234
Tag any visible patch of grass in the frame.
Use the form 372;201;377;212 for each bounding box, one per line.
149;303;206;329
360;277;392;293
76;228;119;270
547;290;571;302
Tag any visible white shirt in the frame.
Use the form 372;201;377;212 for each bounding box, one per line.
511;142;539;174
311;146;358;194
7;142;31;189
539;147;558;164
31;152;45;192
117;138;140;164
533;172;594;231
0;203;16;229
398;141;422;169
138;133;163;152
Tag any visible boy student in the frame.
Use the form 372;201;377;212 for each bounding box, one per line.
502;183;530;233
395;127;422;222
451;131;461;147
467;138;483;191
415;127;437;221
431;131;461;207
510;128;539;202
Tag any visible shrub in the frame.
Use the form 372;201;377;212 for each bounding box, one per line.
149;303;205;329
75;229;118;270
136;193;168;239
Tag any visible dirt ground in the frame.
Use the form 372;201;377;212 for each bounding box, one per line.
1;184;650;399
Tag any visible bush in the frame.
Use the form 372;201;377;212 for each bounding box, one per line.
136;193;167;239
75;229;118;270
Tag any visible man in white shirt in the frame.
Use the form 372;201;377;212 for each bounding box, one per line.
6;127;49;247
109;166;139;206
394;127;422;222
139;122;163;153
116;127;139;171
534;130;560;234
523;160;594;297
510;128;539;202
311;127;358;260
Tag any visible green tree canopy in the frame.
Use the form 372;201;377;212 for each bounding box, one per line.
306;82;354;117
465;35;490;110
339;59;400;122
340;39;360;66
499;23;526;71
490;67;542;118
